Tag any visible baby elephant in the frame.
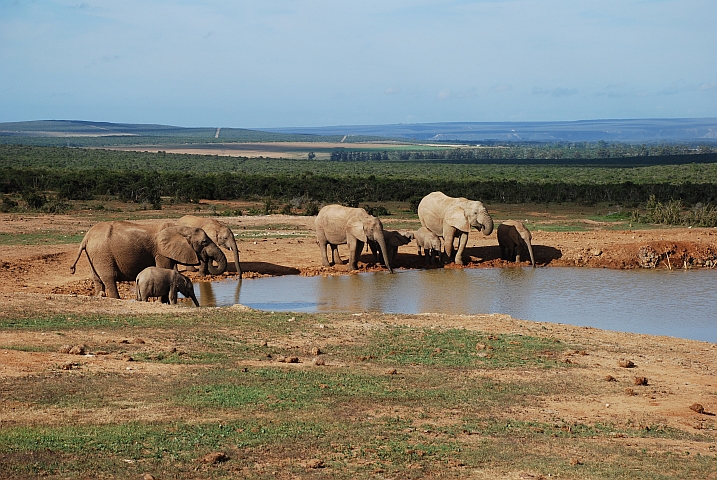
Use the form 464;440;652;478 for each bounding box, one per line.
497;220;535;267
135;267;200;306
414;227;442;265
368;230;414;269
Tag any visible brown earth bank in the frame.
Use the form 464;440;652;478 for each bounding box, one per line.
1;206;716;477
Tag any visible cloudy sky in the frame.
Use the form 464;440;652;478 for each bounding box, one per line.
1;0;715;128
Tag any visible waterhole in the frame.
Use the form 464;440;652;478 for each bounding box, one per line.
195;268;717;343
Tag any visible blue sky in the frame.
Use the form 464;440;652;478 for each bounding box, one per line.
1;0;715;128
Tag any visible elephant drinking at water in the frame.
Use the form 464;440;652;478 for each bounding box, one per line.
136;266;200;306
368;230;414;269
497;220;535;267
315;205;394;273
70;221;227;299
417;191;494;265
178;215;241;277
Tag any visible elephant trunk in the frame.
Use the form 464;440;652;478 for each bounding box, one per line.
228;237;242;278
479;212;494;236
204;243;228;275
188;290;200;307
525;237;535;267
374;233;393;274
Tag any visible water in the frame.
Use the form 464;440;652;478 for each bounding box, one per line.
195;268;717;343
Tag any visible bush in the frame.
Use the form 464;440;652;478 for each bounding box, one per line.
1;196;18;212
22;190;47;210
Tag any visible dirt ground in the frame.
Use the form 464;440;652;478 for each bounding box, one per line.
1;206;717;460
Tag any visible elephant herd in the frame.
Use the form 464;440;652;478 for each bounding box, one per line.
70;192;535;307
69;215;241;304
315;191;535;272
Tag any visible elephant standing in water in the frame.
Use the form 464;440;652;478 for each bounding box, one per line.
497;220;535;267
368;230;414;269
315;205;394;273
178;215;241;277
136;266;200;306
70;221;227;299
417;191;494;265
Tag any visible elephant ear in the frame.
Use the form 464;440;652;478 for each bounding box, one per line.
445;206;469;232
155;228;200;265
348;221;368;243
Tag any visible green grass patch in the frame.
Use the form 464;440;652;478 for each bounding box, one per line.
353;327;568;369
0;232;84;245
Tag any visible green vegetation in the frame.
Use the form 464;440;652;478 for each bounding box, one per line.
2;144;717;225
1;309;715;478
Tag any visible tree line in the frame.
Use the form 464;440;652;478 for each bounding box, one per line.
2;167;716;209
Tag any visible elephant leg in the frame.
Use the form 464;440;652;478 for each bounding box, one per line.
443;230;456;264
331;244;346;265
454;233;469;265
347;238;362;270
317;236;332;267
90;269;105;297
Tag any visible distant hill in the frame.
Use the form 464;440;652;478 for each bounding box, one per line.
2;118;717;146
263;118;717;144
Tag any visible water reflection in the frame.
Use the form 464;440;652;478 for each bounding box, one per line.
196;268;717;343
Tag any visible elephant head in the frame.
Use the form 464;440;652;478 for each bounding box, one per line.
178;215;241;277
155;225;227;275
174;271;200;307
348;213;393;274
445;199;494;236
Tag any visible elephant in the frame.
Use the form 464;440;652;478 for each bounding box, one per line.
414;226;442;265
497;220;535;267
315;204;393;273
417;191;494;265
178;215;241;277
70;221;227;299
135;266;200;306
368;230;414;269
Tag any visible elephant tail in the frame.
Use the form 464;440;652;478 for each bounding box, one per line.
69;235;88;275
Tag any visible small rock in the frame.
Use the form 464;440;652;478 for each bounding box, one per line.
133;338;146;344
68;345;86;355
570;458;583;466
121;354;134;362
313;357;325;366
287;356;299;363
200;452;229;464
305;458;324;469
618;359;635;368
310;347;321;356
386;368;397;375
633;376;648;386
476;343;486;350
276;355;287;363
605;375;617;382
143;474;156;480
625;388;636;396
690;403;705;414
59;344;72;354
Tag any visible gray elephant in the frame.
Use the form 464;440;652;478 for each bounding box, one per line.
368;230;414;269
70;221;227;299
417;191;494;265
497;220;535;267
136;266;200;306
414;226;442;265
178;215;241;278
315;204;393;273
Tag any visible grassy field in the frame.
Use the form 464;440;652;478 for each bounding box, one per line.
2;309;715;479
